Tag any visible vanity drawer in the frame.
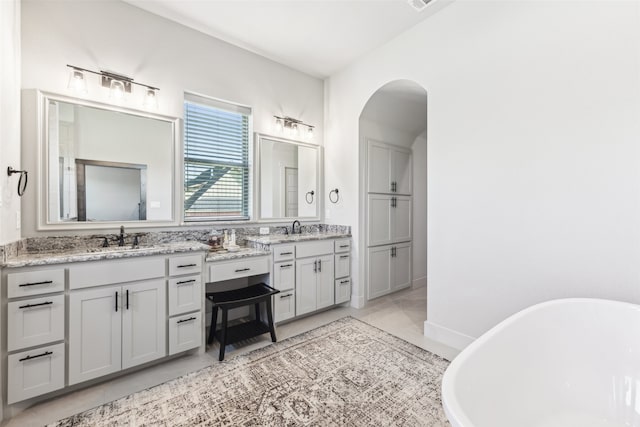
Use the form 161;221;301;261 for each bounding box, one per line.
8;295;65;352
169;254;203;277
8;269;65;299
208;256;269;282
335;253;351;279
274;290;295;323
273;245;295;262
168;275;202;316
273;261;295;291
295;240;333;259
335;278;351;304
169;311;202;355
8;343;65;404
69;257;164;289
335;239;351;253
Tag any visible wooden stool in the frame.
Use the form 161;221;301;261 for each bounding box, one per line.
206;283;280;361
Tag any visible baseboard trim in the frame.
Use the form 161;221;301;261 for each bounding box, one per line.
424;320;475;351
351;294;365;309
412;276;426;289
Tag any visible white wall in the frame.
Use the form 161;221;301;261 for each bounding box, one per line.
0;0;21;245
20;0;324;235
325;0;640;348
412;131;427;288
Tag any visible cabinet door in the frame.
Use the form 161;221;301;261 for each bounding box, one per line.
368;246;392;300
393;148;412;195
367;140;392;193
335;253;350;279
393;196;412;243
69;286;122;385
316;255;334;310
274;291;296;323
122;279;167;370
393;243;412;291
7;343;65;404
169;312;201;355
335;278;351;305
295;258;317;316
368;194;393;246
274;261;295;291
168;275;202;316
8;294;65;351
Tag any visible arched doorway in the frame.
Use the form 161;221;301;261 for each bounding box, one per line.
358;80;428;307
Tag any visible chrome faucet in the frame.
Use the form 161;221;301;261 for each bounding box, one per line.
292;220;301;234
118;225;125;246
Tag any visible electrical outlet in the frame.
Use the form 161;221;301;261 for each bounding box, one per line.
16;211;21;230
259;227;269;235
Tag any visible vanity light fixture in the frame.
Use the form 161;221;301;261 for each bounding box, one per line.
66;64;160;108
273;115;314;141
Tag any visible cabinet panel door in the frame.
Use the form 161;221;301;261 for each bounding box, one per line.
367;141;392;193
274;261;295;291
393;243;412;291
168;275;202;316
368;246;392;300
295;258;317;316
368;194;393;246
274;291;296;323
393;149;412;195
334;254;350;279
169;311;201;355
122;279;167;370
7;343;65;404
393;196;412;243
8;295;65;351
69;286;121;385
335;278;351;305
316;256;334;310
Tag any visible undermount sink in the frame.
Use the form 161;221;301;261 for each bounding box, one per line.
85;245;147;253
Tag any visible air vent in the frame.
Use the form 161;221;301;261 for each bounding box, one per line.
407;0;431;12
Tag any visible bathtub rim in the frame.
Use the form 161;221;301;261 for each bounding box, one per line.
440;297;638;427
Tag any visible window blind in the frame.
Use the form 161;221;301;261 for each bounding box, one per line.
184;95;250;221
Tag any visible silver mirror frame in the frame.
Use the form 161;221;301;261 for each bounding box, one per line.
30;90;181;231
253;132;323;222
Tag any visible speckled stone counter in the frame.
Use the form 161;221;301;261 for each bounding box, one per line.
1;242;210;268
205;247;271;262
244;232;351;248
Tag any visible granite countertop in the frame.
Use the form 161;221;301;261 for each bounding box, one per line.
244;232;351;245
205;247;271;262
2;242;210;268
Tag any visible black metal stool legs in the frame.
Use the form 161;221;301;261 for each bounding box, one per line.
207;306;218;345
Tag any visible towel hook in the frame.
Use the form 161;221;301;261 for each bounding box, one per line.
329;188;340;204
7;167;28;197
305;190;315;204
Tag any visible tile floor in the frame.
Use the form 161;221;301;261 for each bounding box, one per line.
3;285;458;427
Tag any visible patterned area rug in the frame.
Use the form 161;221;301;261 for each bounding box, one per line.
50;317;450;426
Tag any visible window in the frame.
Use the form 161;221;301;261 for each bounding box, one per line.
183;93;251;221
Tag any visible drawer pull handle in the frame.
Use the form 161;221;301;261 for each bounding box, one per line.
280;264;293;268
177;263;197;268
19;351;53;362
19;280;53;287
177;317;197;324
340;280;350;284
340;255;349;259
19;301;53;309
280;252;293;255
339;245;349;248
177;279;196;285
280;293;293;298
235;268;250;273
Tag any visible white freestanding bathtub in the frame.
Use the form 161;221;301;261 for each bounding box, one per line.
442;298;640;427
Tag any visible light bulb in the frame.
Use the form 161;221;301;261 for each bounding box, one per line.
307;126;314;140
274;117;284;133
67;69;87;94
110;79;125;99
143;88;158;109
292;123;299;138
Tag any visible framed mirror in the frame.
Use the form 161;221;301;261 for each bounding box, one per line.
255;133;322;221
37;91;179;230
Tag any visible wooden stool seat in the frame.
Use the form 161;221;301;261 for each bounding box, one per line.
206;283;279;361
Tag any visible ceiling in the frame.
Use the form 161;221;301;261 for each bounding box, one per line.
124;0;443;78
